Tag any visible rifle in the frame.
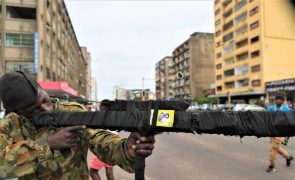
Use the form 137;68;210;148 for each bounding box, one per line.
33;100;295;180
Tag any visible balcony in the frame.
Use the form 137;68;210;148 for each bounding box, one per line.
5;19;36;32
5;0;37;6
235;64;249;76
234;0;247;13
4;47;34;59
236;78;249;88
235;50;249;62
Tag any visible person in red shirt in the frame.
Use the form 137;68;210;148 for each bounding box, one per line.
90;99;115;180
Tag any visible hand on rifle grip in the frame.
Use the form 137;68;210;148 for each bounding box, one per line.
126;132;156;160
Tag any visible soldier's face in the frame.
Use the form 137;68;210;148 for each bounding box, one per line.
19;88;53;119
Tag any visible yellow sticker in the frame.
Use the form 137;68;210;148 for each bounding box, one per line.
150;109;175;127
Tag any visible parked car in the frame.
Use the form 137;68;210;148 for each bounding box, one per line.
233;104;265;111
233;104;248;111
243;104;265;111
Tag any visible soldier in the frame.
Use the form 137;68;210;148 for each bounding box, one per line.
0;71;155;179
266;94;294;173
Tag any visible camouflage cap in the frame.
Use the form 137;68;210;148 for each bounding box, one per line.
0;71;38;110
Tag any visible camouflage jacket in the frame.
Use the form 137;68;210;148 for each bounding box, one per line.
0;100;134;179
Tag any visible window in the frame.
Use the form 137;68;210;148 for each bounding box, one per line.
6;6;36;20
235;24;248;36
216;52;222;59
224;69;235;77
216;30;221;37
223;21;233;31
251;65;260;72
217;86;222;91
52;72;56;81
250;36;259;44
236;39;248;49
216;41;222;48
217;75;223;80
6;33;34;46
236;52;248;61
222;0;232;7
5;61;34;73
46;68;51;79
215;8;220;15
216;63;222;69
236;79;249;88
250;21;259;30
224;57;235;66
223;42;234;54
215;19;221;26
251;50;260;58
225;81;235;89
46;44;51;58
223;9;233;18
235;64;249;75
234;11;247;25
251;79;261;87
223;32;234;42
234;0;247;12
250;6;259;16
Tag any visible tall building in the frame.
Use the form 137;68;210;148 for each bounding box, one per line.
112;85;129;100
91;77;98;101
0;0;88;98
171;32;215;100
155;56;173;99
214;0;295;103
81;47;92;100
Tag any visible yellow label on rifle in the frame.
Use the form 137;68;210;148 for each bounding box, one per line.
150;109;175;127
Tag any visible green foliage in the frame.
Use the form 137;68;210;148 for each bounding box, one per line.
194;96;217;105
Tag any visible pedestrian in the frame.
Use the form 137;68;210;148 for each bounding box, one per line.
89;99;115;180
0;71;155;179
266;93;294;173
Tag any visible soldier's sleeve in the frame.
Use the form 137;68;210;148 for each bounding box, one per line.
85;128;135;173
0;114;53;178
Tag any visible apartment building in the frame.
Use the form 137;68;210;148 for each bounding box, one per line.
155;56;173;99
81;47;92;99
0;0;88;98
172;32;215;100
214;0;295;103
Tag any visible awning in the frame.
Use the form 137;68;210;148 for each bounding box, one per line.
209;91;265;98
38;81;78;97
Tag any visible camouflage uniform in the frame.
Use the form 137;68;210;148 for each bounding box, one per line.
0;100;134;179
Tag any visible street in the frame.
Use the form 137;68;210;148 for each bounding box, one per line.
108;133;295;180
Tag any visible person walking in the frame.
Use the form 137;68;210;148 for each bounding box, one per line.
266;94;294;173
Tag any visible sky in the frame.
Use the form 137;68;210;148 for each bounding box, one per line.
64;0;214;100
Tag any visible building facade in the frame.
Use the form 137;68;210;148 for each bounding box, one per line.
0;0;87;98
214;0;295;104
90;77;98;101
155;56;173;99
81;47;92;99
171;32;215;100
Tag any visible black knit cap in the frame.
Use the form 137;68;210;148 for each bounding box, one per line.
275;93;285;100
0;71;38;111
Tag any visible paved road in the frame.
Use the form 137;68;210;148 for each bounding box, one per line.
104;133;295;180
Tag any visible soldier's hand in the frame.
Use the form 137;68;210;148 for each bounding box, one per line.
48;125;86;150
126;132;155;160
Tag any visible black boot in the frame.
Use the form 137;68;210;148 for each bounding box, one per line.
266;165;276;173
286;156;294;167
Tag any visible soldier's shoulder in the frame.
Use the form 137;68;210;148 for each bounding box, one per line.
60;101;87;112
0;113;21;131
